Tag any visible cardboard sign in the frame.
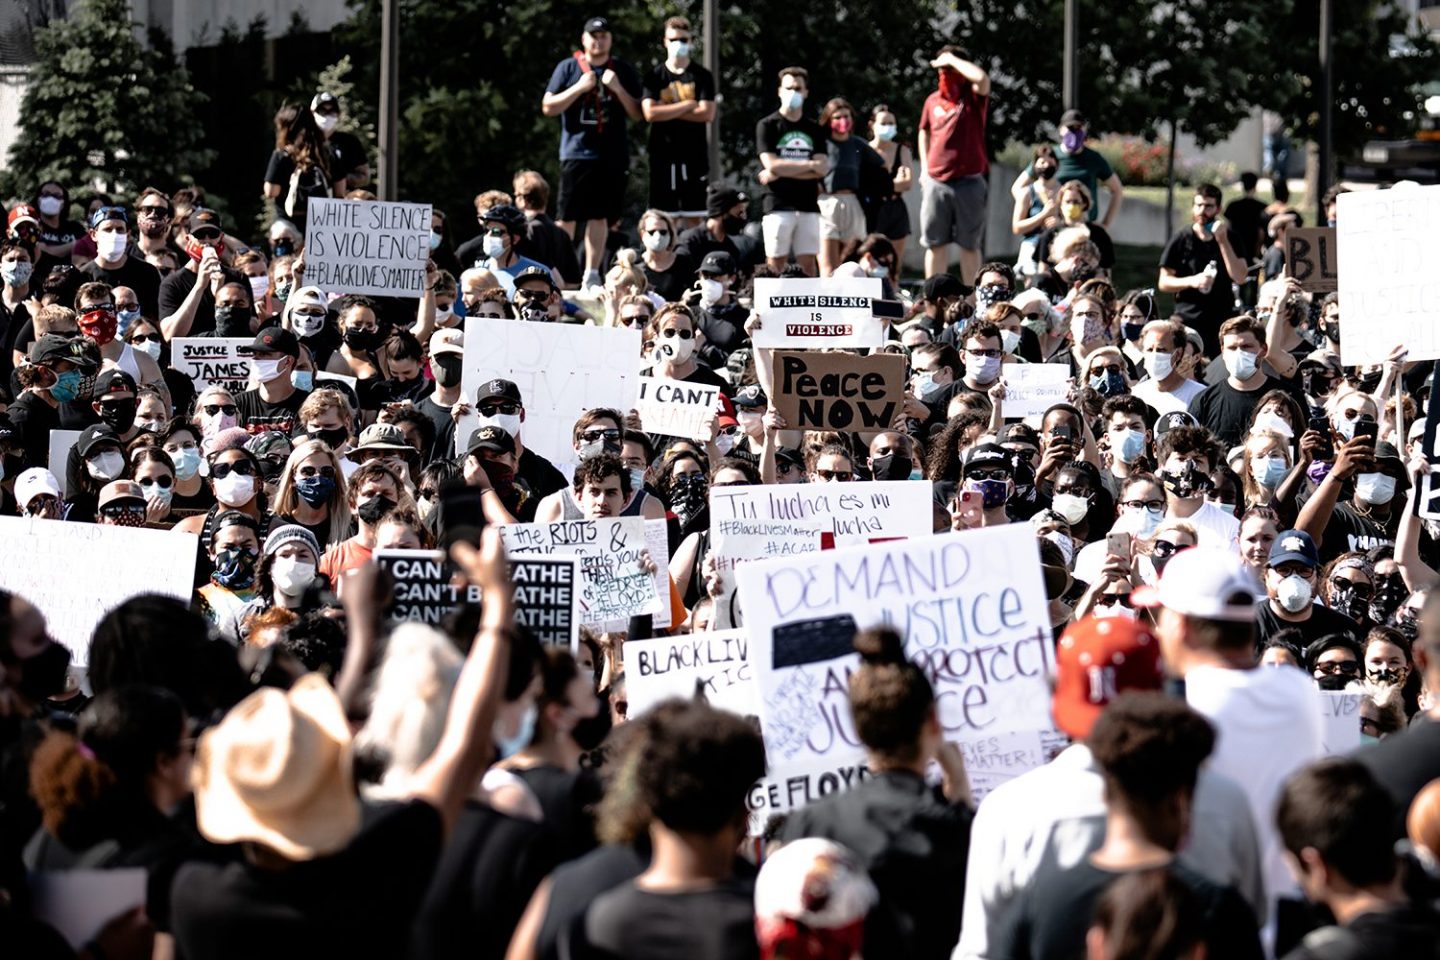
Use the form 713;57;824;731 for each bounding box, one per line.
30;869;147;949
304;199;432;298
1336;186;1440;365
171;338;253;395
625;629;760;718
1002;363;1071;419
635;375;720;441
771;350;905;433
710;481;933;628
735;526;1054;806
1286;227;1337;293
751;277;886;349
456;317;642;469
1317;689;1363;754
0;517;198;665
47;429;81;498
500;517;661;624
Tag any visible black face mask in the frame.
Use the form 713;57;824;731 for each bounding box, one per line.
1316;673;1353;692
309;427;350;449
722;214;747;235
1391;607;1420;643
271;239;295;257
343;328;383;351
1160;462;1212;499
356;494;395;526
10;641;71;703
213;306;252;337
870;453;914;482
570;706;612;753
1321;321;1340;344
432;354;464;387
98;399;137;433
1370;577;1407;625
1329;587;1368;625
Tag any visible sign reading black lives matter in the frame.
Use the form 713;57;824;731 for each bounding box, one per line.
750;277;885;349
375;549;582;650
304;199;433;298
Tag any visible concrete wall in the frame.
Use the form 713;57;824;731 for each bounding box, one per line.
130;0;349;47
0;66;29;181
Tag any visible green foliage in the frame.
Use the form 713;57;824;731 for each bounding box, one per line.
5;0;212;200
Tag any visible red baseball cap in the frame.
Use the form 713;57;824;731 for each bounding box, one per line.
1052;615;1164;740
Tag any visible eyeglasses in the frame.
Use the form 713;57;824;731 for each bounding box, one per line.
661;328;694;339
1331;578;1373;599
1090;364;1124;376
1151;540;1181;559
1122;498;1165;512
137;475;174;490
580;428;622;443
817;469;853;481
1314;660;1360;677
965;348;1001;359
210;460;256;479
202;404;237;416
297;465;337;479
138;205;171;218
478;401;520;416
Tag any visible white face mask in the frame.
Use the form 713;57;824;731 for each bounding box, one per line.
479;412;522;438
144;484;174;511
87;450;124;481
38;195;63;217
1042;529;1075;566
1052;492;1090;525
655;336;696;364
969;354;1002;385
780;89;805;111
642;231;670;252
136;339;162;362
95;231;128;261
874;123;898;141
170;446;202;480
699;278;725;305
213;473;255;506
1223;348;1259;381
313;112;339;134
1354;471;1396;505
252;357;287;383
1275;573;1313;613
136;417;166;433
482;235;507;260
434;305;456;326
1000;329;1021;356
1145;350;1174;380
248;275;270;303
272;557;317;596
1335;414;1369;442
291;312;326;339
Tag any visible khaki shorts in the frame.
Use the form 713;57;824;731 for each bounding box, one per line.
762;210;821;257
818;193;867;242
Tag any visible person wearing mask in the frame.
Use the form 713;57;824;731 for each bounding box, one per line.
1155;425;1239;550
634;209;692;302
641;15;715;229
262;102;337;230
643;302;729;396
512;169;582;287
327;295;391;381
235;326;309;436
271;439;350;551
159;209;245;339
1276;760;1440;958
318;461;406;581
1033;180;1116;272
1012;110;1124;232
159;422;213;516
175;446;268;589
133;187;176;264
112;284;144;342
1298;434;1409;565
1098;395;1152;498
94;479;147;528
279;284;337;373
1133;318;1205;416
675;184;750;271
457;426;526;525
917;46;990;283
1159;185;1249;356
33;181;84;267
13;467;65;519
0;239;36;386
367;329;429;407
468;204;559;286
865;104;915;267
957;321;1008;397
1137;547;1326;935
757;66;828;276
77;205;161;318
1186;315;1289;449
85;369;142;447
541;16;644;290
309;91;370;191
417;328;464;462
868;430;923;483
535;410;664;521
1240;428;1291;509
75;282;166;402
511;266;564;323
469;378;568;503
948;442;1015;530
692;250;749;356
1254;529;1362;648
196;510;264;644
248;524;324;619
816;98;881;278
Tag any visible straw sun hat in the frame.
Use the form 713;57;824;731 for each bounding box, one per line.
192;674;360;860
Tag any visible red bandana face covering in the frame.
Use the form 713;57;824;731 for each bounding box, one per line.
938;69;964;102
79;307;118;345
105;507;146;527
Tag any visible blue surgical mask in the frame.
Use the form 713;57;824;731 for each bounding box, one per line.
429;230;442;251
482;234;506;260
48;368;83;403
117;307;141;336
874;123;897;142
1113;428;1145;464
668;40;691;59
1251;455;1288;489
780;89;805;112
495;702;537;759
171;446;202;480
291;369;314;392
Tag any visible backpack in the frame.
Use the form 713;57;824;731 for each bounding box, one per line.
284;158;331;220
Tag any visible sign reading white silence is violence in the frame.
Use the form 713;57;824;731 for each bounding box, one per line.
304;199;432;298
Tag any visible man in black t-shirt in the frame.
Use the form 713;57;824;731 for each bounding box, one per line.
756;66;828;276
77;205;162;319
641;16;715;225
1159;184;1249;355
1224;172;1268;265
311;92;371;190
676;185;749;274
159;209;246;338
1187;315;1298;449
235;327;310;436
1253;529;1361;649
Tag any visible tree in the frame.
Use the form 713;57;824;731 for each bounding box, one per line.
5;0;212;199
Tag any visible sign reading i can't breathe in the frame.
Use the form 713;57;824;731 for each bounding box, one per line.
304;199;433;298
751;277;885;349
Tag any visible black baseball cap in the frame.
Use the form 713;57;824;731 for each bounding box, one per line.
700;250;736;276
733;384;766;409
513;265;558;292
187;208;223;234
476;378;523;404
467;425;517;457
1154;411;1199;438
251;326;300;358
961;442;1013;477
707;185;749;218
583;16;610;33
776;447;805;470
94;369;137;401
29;333;94;368
923;273;965;303
77;423;122;457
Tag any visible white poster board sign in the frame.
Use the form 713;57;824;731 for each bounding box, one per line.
0;517;198;665
635;375;720;441
751;277;885;349
171;338;253;395
47;429;81;498
304;199;432;298
1318;689;1363;754
1336;186;1440;365
456;317;641;468
1002;363;1071;419
709;481;934;627
30;869;147;948
735;526;1054;808
500;517;661;624
625;629;759;719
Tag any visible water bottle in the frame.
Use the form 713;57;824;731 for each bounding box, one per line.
1200;260;1218;294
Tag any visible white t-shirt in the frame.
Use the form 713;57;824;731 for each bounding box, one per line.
1133;376;1206;415
1185;664;1325;907
1172;499;1241;551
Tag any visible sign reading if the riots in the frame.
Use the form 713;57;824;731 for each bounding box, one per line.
734;526;1054;808
171;338;253;395
1336;186;1440;364
751;277;885;349
304;199;432;298
771;350;905;433
500;518;661;624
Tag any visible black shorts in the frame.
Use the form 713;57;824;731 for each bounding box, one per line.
648;154;709;217
557;158;627;223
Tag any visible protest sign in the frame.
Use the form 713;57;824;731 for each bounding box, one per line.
635;375;720;441
456;317;641;468
0;517;197;665
1002;364;1071;419
1286;227;1338;293
500;517;661;624
375;549;475;625
751;277;885;349
304;199;432;298
1336;186;1440;365
771;351;905;433
626;629;760;718
735;526;1054;805
47;429;80;497
30;869;147;949
1317;690;1363;754
171;338;253;395
709;481;933;627
963;727;1071;803
512;555;582;649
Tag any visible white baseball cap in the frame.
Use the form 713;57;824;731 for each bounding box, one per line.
14;468;60;508
1133;548;1258;623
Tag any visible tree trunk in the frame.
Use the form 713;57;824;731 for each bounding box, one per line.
1164;117;1178;244
1304;141;1320;222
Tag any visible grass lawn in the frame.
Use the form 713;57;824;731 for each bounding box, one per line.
1112;243;1172;312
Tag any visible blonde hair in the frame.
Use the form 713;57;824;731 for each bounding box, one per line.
298;387;351;426
1052;227;1099;263
639;208;678;238
1240;428;1290;506
1144;519;1199;557
354;623;463;798
272;439;352;544
605;249;648;296
35;305;77;336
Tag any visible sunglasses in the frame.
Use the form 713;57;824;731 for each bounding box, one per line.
1331;578;1373;599
1314;660;1360;677
419;487;439;500
202;404;237;416
297;465;337;479
1093;593;1133;608
478;401;520;416
619;313;650;326
138;476;174;490
817;469;853;481
210;460;256;479
580;428;622;443
1151;540;1181;558
966;467;1009;482
191;228;222;243
644;229;672;238
661;328;694;339
138;205;171;218
1090;364;1124;376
